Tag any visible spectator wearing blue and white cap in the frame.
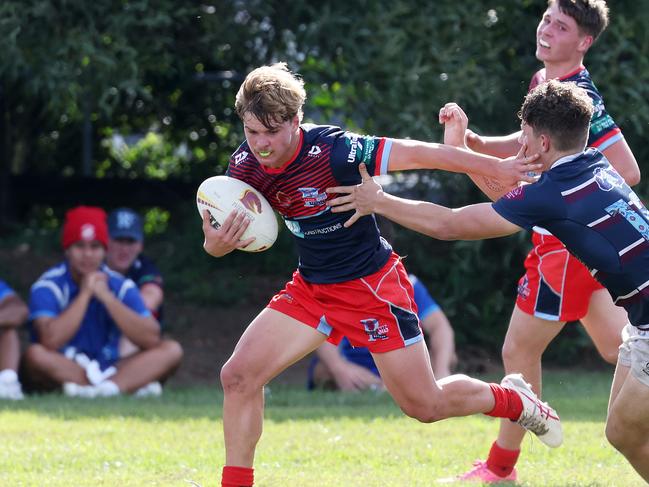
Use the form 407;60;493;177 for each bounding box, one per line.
106;208;163;320
106;209;178;393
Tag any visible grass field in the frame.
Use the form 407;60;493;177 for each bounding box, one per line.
0;370;642;486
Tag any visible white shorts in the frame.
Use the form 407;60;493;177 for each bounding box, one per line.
618;324;649;388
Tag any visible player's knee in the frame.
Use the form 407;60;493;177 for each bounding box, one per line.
501;340;519;366
399;400;443;423
220;358;258;396
598;347;619;365
605;416;639;454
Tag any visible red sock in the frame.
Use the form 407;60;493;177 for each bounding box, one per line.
485;383;523;420
486;441;520;477
221;466;254;487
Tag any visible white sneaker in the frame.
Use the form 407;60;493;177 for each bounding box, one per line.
63;382;95;398
64;381;120;398
0;370;24;400
501;373;562;448
134;381;162;398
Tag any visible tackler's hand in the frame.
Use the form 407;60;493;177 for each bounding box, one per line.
496;143;542;187
327;163;384;228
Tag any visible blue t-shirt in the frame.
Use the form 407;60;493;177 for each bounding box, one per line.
0;280;16;301
227;124;393;283
493;149;649;330
0;279;16;301
29;262;152;369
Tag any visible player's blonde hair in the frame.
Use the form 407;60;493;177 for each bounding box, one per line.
549;0;609;41
519;80;594;152
235;62;306;129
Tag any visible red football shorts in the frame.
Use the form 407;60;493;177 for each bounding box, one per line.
516;232;604;322
267;252;423;353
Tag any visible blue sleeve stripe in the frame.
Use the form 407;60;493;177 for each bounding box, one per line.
0;289;14;301
419;303;440;320
380;139;392;175
595;133;623;152
29;310;58;320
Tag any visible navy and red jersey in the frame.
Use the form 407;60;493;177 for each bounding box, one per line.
529;65;622;151
227;124;393;283
493;148;649;330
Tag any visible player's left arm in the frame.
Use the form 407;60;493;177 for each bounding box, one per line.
601;139;641;186
327;164;523;239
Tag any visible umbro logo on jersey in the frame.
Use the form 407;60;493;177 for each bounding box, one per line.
308;145;322;157
642;361;649;377
234;151;248;165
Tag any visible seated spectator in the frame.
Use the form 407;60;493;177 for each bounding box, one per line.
105;208;167;363
21;206;183;397
0;279;28;400
308;274;457;391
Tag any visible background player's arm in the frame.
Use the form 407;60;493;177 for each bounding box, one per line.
440;104;525;201
601;139;640;186
386;139;539;188
465;130;522;158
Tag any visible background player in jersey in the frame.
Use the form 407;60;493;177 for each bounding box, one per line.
327;80;649;483
308;273;456;390
106;207;180;396
22;206;182;397
0;278;28;400
438;1;640;481
201;62;559;487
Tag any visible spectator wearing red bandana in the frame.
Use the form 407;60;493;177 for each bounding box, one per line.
21;206;182;397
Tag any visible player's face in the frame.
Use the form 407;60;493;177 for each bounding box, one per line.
106;237;142;274
66;240;105;277
242;113;301;169
519;122;543;159
535;3;592;65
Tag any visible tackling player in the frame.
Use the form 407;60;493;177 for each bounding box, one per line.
440;1;640;481
328;80;649;484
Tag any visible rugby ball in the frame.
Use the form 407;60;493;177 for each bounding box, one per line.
196;176;278;252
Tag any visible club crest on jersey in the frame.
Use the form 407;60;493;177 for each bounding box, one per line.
240;190;262;214
362;318;389;342
504;186;525;200
234;151;248;165
298;187;327;208
307;145;322;157
275;191;293;209
594;167;624;192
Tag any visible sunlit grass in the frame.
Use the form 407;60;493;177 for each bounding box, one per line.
0;371;641;486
